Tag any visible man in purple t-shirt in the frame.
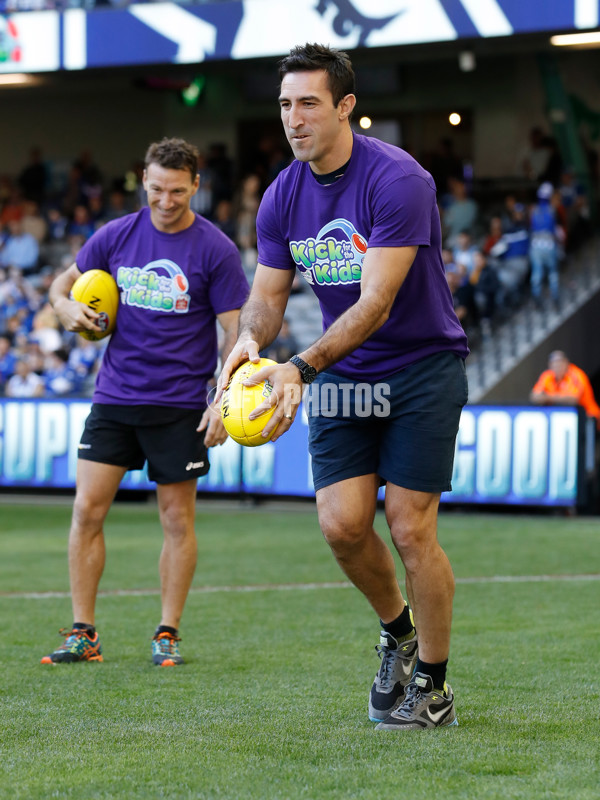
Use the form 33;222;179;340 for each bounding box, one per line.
219;45;468;731
42;138;248;668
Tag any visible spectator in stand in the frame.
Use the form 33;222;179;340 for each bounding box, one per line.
469;250;498;338
530;350;600;427
558;169;591;252
519;126;551;182
539;136;563;187
482;215;503;257
0;334;17;390
68;339;101;395
104;188;129;222
0;218;39;273
442;177;478;248
207;142;233;209
429;137;463;207
235;173;261;274
444;263;477;332
74;149;103;206
212;199;237;242
0;184;25;227
67;205;96;241
189;153;214;218
46;206;69;241
452;230;478;282
21;200;48;245
529;182;561;309
488;202;530;311
43;348;79;397
88;195;107;229
5;358;44;398
30;302;63;354
18;147;48;206
24;339;47;377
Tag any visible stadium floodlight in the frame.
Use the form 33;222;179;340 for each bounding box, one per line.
550;31;600;47
0;73;38;86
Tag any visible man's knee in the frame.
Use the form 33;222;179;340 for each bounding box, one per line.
388;505;441;571
71;492;110;534
318;506;370;555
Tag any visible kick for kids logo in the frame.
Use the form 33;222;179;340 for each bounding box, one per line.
290;218;368;287
117;259;190;313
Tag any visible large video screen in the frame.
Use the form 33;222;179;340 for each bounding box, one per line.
0;1;596;73
0;399;588;507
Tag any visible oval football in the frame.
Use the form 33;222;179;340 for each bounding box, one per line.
71;269;119;341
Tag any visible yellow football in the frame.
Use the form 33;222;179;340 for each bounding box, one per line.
221;358;278;446
70;269;119;341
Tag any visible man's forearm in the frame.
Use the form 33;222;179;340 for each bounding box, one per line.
238;296;286;352
301;294;390;374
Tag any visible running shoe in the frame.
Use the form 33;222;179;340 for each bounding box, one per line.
368;628;418;722
40;627;103;664
151;631;183;666
375;672;458;731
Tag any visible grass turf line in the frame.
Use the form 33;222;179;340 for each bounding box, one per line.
0;503;599;799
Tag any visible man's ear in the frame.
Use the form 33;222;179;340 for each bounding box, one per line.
338;93;357;121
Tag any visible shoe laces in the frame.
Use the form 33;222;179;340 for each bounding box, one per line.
375;637;398;686
153;632;181;655
58;626;92;642
402;682;422;711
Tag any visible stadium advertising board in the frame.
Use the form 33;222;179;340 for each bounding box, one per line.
0;1;598;73
0;399;587;507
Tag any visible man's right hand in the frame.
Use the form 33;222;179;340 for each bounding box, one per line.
215;338;261;402
53;296;103;336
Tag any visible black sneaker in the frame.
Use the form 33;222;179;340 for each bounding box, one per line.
368;628;418;722
376;672;458;731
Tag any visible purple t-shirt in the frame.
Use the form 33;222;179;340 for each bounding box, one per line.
257;134;469;380
76;208;248;407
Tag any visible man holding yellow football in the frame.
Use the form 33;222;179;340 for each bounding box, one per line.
218;44;468;731
42;137;248;667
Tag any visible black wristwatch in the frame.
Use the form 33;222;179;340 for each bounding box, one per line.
289;355;317;384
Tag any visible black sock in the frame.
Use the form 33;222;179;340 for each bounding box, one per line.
73;622;96;637
155;624;178;637
415;658;448;692
380;604;414;641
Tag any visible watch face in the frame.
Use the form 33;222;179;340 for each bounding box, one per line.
304;365;317;383
291;356;316;383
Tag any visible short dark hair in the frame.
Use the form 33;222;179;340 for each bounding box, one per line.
278;43;355;107
144;138;199;181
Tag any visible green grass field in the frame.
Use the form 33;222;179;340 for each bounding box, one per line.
1;499;599;800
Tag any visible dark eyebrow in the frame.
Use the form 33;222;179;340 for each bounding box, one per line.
278;94;321;103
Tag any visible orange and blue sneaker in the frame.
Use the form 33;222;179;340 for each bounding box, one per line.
152;630;183;667
40;627;103;664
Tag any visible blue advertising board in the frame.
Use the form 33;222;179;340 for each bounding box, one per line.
0;398;587;507
1;1;599;73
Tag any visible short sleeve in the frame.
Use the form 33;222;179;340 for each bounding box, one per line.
207;238;249;314
368;173;434;249
256;184;296;270
74;224;112;273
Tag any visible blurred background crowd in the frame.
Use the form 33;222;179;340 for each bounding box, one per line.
0;125;595;399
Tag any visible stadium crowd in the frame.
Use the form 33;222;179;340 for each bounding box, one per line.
0;132;594;398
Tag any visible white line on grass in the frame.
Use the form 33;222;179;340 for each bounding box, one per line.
1;573;599;600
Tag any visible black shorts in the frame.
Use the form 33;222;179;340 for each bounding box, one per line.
78;404;210;485
306;351;468;493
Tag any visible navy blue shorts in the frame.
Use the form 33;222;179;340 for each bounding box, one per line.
306;351;468;493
